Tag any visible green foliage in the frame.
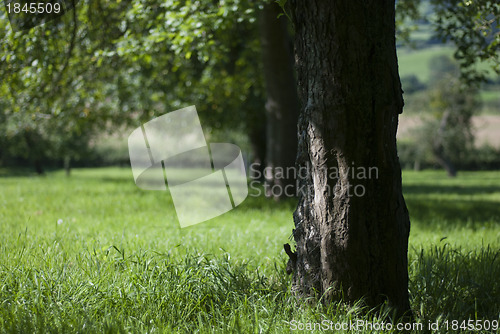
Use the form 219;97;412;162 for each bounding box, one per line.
398;138;500;170
106;0;266;130
396;0;422;43
400;74;427;93
0;0;266;170
0;0;134;170
430;0;500;84
410;244;500;322
274;0;292;22
1;0;499;172
398;140;434;169
409;56;481;173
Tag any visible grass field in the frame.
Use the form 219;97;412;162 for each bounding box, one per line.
397;46;456;83
0;168;499;333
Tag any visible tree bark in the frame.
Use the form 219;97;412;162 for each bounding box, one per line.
288;0;412;317
260;2;299;200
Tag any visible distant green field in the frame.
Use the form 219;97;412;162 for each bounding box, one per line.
481;89;500;103
397;44;500;115
0;168;499;333
402;23;436;46
480;89;500;114
397;46;455;83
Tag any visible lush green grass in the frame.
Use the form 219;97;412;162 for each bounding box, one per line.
0;168;499;333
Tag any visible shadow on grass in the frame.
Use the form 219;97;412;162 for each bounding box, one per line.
0;167;44;177
404;183;500;226
410;244;500;322
237;194;297;212
405;198;500;226
92;176;298;213
404;184;500;196
74;174;499;222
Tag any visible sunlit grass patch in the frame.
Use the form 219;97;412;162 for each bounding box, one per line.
0;168;498;332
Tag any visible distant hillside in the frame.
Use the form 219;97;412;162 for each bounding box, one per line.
395;1;500;116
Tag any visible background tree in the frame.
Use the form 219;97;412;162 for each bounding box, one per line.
259;2;299;199
430;0;500;84
414;56;481;177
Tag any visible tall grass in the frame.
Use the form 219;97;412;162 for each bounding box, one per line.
0;168;498;333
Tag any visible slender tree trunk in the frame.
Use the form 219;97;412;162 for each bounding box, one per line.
245;85;267;180
260;2;299;199
34;159;44;175
24;131;45;175
433;110;457;177
248;121;266;180
64;155;71;177
288;0;412;317
434;154;457;177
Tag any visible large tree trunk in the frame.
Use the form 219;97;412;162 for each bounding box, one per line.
259;2;299;200
288;0;412;317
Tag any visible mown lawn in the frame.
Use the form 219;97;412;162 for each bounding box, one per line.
0;168;499;333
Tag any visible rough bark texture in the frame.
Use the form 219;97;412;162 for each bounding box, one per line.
288;0;412;316
260;2;299;199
